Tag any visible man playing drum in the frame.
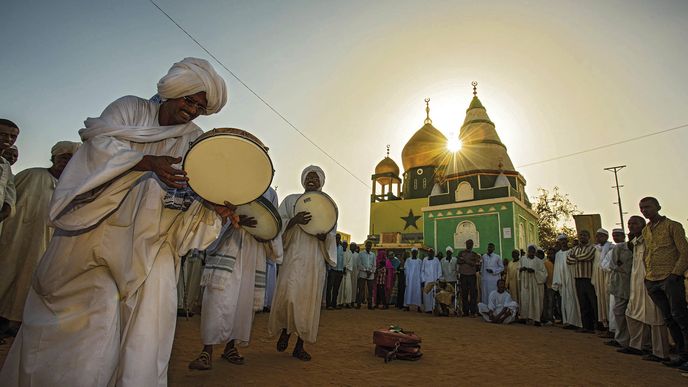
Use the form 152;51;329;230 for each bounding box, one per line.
268;165;338;361
189;134;283;370
0;58;233;386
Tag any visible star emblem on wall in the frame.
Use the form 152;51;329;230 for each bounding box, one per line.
401;209;421;230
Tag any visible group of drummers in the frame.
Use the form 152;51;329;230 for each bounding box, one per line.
0;58;340;386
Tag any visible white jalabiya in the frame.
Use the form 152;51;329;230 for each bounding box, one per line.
264;261;277;308
338;250;356;304
268;166;336;343
0;168;56;322
0;156;17;236
592;241;613;325
518;256;547;322
505;260;520;305
201;188;282;345
177;249;205;312
552;249;582;327
478;290;519;324
404;258;422;307
0;95;224;387
421;257;442;312
480;253;504;303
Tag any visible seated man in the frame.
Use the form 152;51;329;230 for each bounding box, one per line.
434;281;456;316
478;279;519;324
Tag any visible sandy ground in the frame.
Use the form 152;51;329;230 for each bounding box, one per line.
2;308;687;386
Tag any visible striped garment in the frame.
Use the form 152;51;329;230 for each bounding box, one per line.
566;244;596;279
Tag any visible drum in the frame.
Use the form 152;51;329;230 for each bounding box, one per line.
293;191;338;235
183;128;273;206
234;196;282;242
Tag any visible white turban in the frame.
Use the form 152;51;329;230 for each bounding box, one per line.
612;228;624;234
157;57;227;115
411;247;418;252
596;228;609;236
556;234;567;241
51;141;80;156
445;246;453;253
301;165;325;191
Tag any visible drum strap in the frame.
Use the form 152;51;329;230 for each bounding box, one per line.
201;253;236;290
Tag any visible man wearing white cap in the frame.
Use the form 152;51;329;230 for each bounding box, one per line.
593;228;614;335
440;246;458;290
0;141;79;335
603;228;633;349
0;58;232;386
421;248;442;313
404;247;423;311
552;234;582;329
481;242;504;303
519;244;548;325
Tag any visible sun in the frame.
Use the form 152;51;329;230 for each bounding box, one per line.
447;138;462;152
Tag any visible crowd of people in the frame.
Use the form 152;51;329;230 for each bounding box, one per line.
0;56;687;386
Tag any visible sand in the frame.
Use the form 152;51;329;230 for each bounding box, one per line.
2;308;687;386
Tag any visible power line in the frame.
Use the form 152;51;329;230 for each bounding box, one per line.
517;123;688;168
148;0;371;189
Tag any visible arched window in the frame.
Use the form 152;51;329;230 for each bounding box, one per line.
454;181;474;202
454;220;479;249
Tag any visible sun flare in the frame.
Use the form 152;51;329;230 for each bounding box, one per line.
447;138;462;152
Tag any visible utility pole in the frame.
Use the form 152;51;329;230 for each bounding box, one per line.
604;165;627;234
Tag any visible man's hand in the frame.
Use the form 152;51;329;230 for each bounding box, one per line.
135;155;188;188
293;211;312;225
238;215;257;228
316;233;327;241
213;201;237;224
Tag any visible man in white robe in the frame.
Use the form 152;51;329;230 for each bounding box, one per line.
479;279;519;324
268;166;337;361
404;248;422;311
0;119;19;229
604;228;633;348
519;244;548;325
0;58;230;387
552;234;582;329
421;249;441;313
481;242;504;303
593;228;614;335
355;241;375;309
1;145;18;166
338;242;357;308
0;141;79;331
618;216;671;361
505;250;521;306
264;260;277;311
189;186;283;370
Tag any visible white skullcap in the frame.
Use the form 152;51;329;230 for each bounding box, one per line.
612;228;624;234
301;165;325;191
445;246;453;252
51;141;80;156
157;57;227;115
411;247;418;252
556;234;567;241
596;228;609;236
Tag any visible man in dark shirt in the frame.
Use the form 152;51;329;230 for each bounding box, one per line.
458;239;481;317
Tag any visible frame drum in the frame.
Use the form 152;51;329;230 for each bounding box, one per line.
234;196;282;242
183;128;274;206
294;191;338;235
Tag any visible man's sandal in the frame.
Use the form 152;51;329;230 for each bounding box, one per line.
276;331;290;352
188;351;212;370
292;347;312;361
221;347;245;365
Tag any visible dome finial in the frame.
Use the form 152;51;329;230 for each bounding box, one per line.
472;81;478;96
386;144;390;157
424;98;432;124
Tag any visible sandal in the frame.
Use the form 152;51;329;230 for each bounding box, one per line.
188;351;212;370
292;347;312;361
221;347;245;365
276;330;290;352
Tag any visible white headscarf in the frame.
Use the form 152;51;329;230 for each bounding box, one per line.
445;246;453;253
301;165;325;191
51;141;80;156
157;57;227;115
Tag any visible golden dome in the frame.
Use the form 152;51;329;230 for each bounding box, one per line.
375;156;400;176
401;99;448;171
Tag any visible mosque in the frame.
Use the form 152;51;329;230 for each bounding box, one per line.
368;83;539;258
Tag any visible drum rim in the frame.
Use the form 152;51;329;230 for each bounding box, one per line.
183;132;275;206
294;190;339;235
235;195;283;242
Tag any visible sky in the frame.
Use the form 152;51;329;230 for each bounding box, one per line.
2;0;687;242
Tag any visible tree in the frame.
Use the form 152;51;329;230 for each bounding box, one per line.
534;187;581;249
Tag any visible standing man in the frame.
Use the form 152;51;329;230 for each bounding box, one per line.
0;120;19;228
395;253;407;309
552;235;582;330
593;228;614;336
326;234;345;310
505;249;521;305
0;141;80;334
355;241;376;310
421;249;442;313
480;243;504;303
542;247;558;325
404;248;422;311
567;230;599;333
638;197;688;370
1;58;230;386
620;215;671;361
604;227;633;349
338;241;356;308
269;166;337;361
519;245;548;326
441;246;458;307
458;240;481;317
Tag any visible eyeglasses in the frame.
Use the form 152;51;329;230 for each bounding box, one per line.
182;96;208;115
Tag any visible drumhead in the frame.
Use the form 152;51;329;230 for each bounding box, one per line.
294;191;338;235
234;196;282;242
184;132;273;205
